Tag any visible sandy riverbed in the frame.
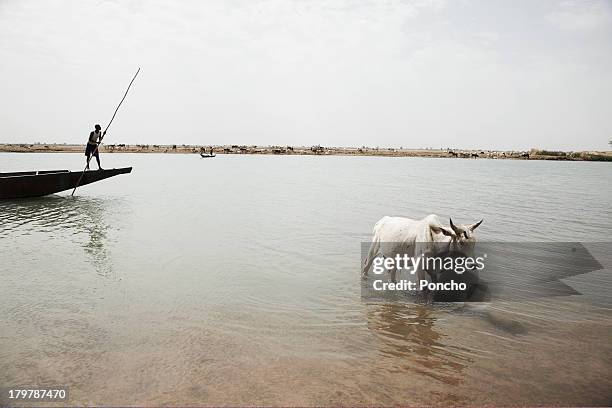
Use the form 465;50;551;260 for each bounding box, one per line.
2;143;611;161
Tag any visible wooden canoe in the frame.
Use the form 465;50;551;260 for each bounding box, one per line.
0;167;132;199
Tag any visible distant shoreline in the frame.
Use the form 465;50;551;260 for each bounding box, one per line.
1;143;611;161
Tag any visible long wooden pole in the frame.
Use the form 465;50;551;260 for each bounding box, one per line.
71;67;140;196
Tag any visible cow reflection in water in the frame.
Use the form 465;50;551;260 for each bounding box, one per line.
367;304;472;386
0;195;119;277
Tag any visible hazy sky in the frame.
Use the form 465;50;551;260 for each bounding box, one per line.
0;0;611;150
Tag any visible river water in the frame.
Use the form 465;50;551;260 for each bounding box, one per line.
1;152;611;406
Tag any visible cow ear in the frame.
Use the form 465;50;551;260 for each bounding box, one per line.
469;219;483;231
431;224;455;237
440;227;454;237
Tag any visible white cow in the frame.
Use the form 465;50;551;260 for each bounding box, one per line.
361;214;482;285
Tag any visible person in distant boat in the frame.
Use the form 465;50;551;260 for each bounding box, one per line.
85;124;105;170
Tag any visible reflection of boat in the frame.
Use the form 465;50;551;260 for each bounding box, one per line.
200;153;216;158
0;194;124;277
0;167;132;199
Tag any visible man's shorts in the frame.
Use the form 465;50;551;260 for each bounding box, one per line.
85;143;99;157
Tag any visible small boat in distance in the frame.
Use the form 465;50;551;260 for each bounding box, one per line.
0;167;132;199
200;153;216;158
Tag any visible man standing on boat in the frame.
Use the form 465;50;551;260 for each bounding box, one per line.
85;124;105;170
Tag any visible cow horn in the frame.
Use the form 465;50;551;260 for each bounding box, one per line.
469;219;483;231
449;218;461;234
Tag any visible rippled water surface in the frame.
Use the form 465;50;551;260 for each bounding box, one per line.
1;153;611;406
